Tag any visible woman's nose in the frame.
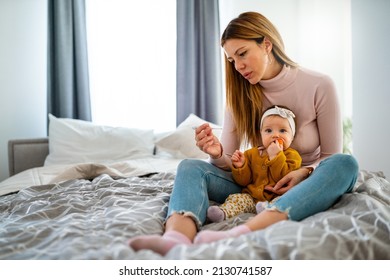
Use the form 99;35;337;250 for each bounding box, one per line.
235;60;244;71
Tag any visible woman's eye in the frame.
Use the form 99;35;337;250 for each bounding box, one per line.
239;51;247;57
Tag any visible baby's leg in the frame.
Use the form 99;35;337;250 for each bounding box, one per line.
223;193;256;218
207;193;255;222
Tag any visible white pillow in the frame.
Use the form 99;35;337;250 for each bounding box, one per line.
44;114;154;166
155;114;222;159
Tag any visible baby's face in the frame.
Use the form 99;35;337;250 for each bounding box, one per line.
260;115;294;149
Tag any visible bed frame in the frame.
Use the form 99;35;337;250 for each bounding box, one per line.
8;138;49;176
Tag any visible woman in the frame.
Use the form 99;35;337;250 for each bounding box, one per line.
129;11;359;254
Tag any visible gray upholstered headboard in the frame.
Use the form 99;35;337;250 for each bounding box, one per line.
8;138;49;177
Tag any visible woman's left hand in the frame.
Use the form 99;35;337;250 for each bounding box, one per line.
264;168;309;195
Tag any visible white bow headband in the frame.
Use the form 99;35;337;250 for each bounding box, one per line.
260;106;296;136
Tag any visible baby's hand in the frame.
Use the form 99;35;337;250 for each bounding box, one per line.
267;139;283;160
231;150;245;168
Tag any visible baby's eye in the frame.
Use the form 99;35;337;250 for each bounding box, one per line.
280;129;287;133
265;128;272;133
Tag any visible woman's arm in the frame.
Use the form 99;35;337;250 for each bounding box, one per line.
208;109;241;170
315;75;343;158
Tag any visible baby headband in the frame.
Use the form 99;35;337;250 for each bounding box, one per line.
260;106;296;136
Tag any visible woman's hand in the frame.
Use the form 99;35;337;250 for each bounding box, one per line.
194;123;222;159
264;168;309;195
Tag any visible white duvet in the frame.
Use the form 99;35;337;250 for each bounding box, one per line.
0;156;183;196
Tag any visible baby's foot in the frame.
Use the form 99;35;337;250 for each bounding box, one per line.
256;201;267;213
207;206;225;222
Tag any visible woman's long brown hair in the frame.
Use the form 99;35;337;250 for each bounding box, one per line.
221;12;298;147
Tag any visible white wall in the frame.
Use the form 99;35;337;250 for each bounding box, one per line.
219;0;352;118
0;0;47;181
351;0;390;178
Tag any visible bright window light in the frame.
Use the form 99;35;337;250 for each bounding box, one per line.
86;0;176;132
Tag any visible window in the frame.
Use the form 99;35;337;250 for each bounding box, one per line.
86;0;176;132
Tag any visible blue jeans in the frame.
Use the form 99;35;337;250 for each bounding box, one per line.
166;154;359;229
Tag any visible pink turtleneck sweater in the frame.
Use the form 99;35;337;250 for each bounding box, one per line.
210;65;342;170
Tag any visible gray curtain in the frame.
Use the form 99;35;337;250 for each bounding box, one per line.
176;0;223;125
47;0;91;121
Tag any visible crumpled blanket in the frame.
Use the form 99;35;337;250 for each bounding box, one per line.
0;170;389;260
0;157;182;196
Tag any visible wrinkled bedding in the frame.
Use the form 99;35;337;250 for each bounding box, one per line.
0;165;389;260
0;157;182;196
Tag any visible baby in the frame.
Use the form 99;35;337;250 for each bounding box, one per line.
207;105;302;222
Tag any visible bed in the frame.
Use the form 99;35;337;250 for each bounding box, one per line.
0;114;389;260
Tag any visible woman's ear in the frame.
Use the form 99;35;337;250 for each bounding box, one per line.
263;37;273;53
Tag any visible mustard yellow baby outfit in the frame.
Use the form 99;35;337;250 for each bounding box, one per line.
216;146;302;220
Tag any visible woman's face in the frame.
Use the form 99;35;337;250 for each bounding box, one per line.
223;38;271;84
261;115;294;150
